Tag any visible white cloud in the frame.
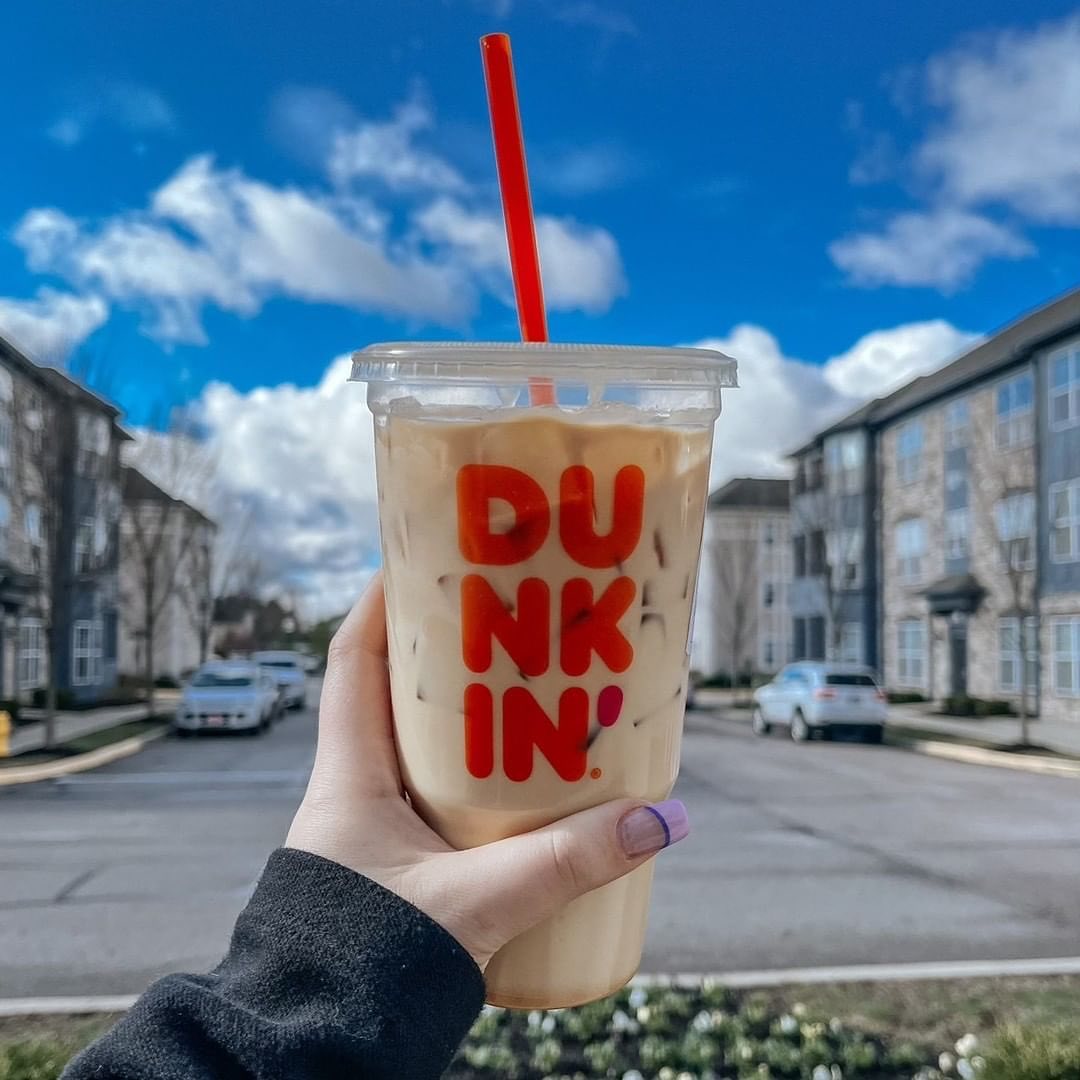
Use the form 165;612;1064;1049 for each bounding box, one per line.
328;97;470;193
0;288;108;361
415;197;627;312
16;96;627;342
161;316;968;616
555;3;639;37
832;13;1080;287
534;143;636;196
693;316;975;487
47;80;175;147
268;86;358;165
828;208;1033;291
919;14;1080;223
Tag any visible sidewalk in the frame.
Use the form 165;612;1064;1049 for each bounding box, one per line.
10;691;179;757
886;703;1080;757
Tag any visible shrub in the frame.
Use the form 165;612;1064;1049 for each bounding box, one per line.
887;691;927;705
939;695;1015;718
0;1039;76;1080
153;675;180;689
981;1022;1080;1080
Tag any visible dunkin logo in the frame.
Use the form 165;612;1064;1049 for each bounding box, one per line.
457;463;644;782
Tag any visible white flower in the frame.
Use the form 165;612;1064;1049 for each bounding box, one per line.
792;1002;808;1018
779;1014;799;1036
611;1009;635;1033
972;1056;986;1070
830;1068;843;1080
691;1010;714;1032
636;1006;651;1023
939;1051;956;1073
527;1011;542;1029
812;1067;832;1080
677;1073;695;1080
541;1015;556;1034
621;1072;644;1080
957;1060;976;1080
628;986;648;1009
829;1017;844;1034
955;1034;978;1058
658;1069;676;1080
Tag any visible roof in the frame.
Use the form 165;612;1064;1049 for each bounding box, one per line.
122;465;215;527
707;476;790;510
0;335;64;393
788;285;1080;458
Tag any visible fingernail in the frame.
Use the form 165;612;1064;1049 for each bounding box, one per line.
617;800;690;858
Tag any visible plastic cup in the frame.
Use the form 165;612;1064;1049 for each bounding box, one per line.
351;341;736;1008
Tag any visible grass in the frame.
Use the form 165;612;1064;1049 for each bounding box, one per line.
0;719;168;770
5;977;1080;1079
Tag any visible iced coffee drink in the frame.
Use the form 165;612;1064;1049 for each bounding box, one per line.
353;342;736;1008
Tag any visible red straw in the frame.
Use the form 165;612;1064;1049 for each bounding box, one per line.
480;33;556;405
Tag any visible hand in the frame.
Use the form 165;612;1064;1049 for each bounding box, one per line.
286;574;689;970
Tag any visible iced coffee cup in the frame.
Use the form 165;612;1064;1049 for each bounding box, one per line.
351;341;736;1008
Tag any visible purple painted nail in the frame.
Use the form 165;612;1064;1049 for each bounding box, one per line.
617;799;690;858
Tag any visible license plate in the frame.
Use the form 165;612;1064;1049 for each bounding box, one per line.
206;715;225;727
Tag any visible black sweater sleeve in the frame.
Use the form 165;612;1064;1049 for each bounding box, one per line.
62;848;486;1080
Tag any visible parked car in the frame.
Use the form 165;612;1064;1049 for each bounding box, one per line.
174;662;279;735
751;663;887;743
253;651;308;709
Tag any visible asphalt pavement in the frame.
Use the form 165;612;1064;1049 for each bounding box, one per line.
4;694;1080;998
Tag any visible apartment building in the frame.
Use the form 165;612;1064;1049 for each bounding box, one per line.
790;287;1080;721
788;406;879;668
692;477;791;679
118;465;215;683
0;334;128;704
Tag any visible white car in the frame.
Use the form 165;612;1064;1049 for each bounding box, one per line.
253;651;308;710
175;662;279;735
752;663;887;743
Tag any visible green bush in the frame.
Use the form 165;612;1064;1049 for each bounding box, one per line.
981;1022;1080;1080
0;700;21;726
939;694;1015;718
153;675;180;690
0;1039;76;1080
887;691;927;705
29;688;145;712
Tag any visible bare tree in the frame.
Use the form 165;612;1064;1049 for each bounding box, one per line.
707;517;759;692
970;410;1037;743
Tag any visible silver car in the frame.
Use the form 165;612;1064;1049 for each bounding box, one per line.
752;662;887;743
253;651;308;709
175;661;279;735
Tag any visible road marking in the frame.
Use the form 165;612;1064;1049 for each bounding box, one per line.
8;956;1080;1014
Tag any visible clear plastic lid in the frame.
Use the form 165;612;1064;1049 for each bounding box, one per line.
350;341;738;389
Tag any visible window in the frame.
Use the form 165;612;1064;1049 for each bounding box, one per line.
897;619;926;686
808;617;826;660
18;619;44;691
944;398;970;450
945;466;968;502
763;582;775;609
837;622;863;664
74;517;95;573
0;492;9;556
24;502;42;546
76;412;110;477
808;530;826;575
24;391;44;452
825;432;863;494
896;518;927;582
1050;344;1080;430
0;410;11;490
1052;617;1080;696
72;620;104;686
998;617;1037;693
763;639;776;668
764;522;775;547
827;528;863;587
1051;479;1080;563
793;618;807;660
793;535;807;577
996;371;1034;449
945;508;969;561
995;492;1036;570
895;421;924;485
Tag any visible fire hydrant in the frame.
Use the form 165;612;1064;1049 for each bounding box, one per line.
0;710;10;758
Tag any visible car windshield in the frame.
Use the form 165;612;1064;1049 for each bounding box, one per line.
826;674;877;687
190;672;254;688
259;660;297;669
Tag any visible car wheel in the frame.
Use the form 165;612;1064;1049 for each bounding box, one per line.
790;711;811;743
864;726;884;745
751;707;771;737
174;727;193;739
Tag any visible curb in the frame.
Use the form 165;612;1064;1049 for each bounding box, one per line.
0;728;168;787
7;957;1080;1016
893;733;1080;778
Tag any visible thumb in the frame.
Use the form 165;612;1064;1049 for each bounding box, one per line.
461;799;689;946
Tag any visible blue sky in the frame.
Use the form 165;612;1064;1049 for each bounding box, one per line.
3;1;1079;609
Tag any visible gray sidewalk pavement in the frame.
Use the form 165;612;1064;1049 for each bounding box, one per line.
693;687;1080;756
10;692;180;757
